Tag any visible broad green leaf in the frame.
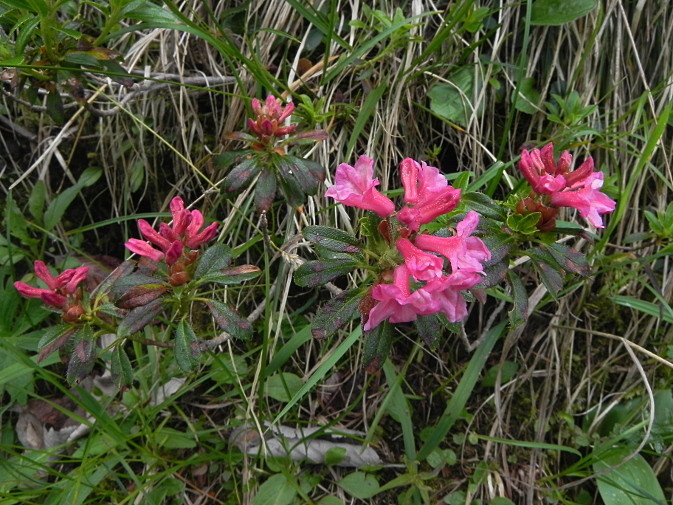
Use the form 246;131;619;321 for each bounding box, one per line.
117;299;163;338
28;179;45;221
175;320;199;373
254;169;276;212
204;299;252;340
264;372;304;402
311;290;363;340
594;448;666;505
514;77;541;114
110;346;133;386
194;243;233;279
481;361;519;387
294;259;359;287
507;270;528;328
337;472;380;500
324;447;347;466
531;0;597;26
223;157;261;192
253;474;296;505
303;226;362;254
363;321;393;373
428;67;483;127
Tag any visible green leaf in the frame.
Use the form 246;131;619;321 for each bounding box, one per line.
531;0;597;26
46;91;65;123
363;321;393;373
223;157;261;192
253;474;296;505
264;372;304;402
198;264;261;286
506;212;541;234
28;179;45;221
194;243;233;279
175;320;200;373
594;448;666;505
117;298;163;338
276;155;323;194
481;361;519;387
324;447;347;466
110;346;133;386
613;296;673;325
507;270;528;328
254;169;277;212
311;290;363;340
428;66;483;127
338;472;380;500
489;498;516;505
461;192;507;220
43;167;102;231
546;243;590;276
514;77;541;114
294;259;359;287
415;313;443;347
303;226;362;254
204;299;252;340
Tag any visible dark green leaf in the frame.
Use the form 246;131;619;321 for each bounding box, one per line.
428;67;483;127
303;226;362;254
66;326;95;383
481;361;518;387
44;167;102;231
507;270;528;328
204;299;252;340
363;321;393;373
46;91;65;123
480;259;509;288
415;313;443;347
532;260;564;296
175;320;200;373
462;192;507;220
37;325;75;361
254;169;276;212
117;298;163;338
277;155;320;194
111;346;133;386
294;260;359;287
194;243;233;279
514;77;541;114
546;243;590;276
531;0;597;26
223;157;261;192
594;448;666;505
116;284;169;309
110;272;163;301
199;264;261;285
277;169;306;208
28;179;45;221
312;290;364;340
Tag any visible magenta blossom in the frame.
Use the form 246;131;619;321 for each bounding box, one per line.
518;144;616;228
364;265;437;331
14;260;88;309
247;95;297;138
125;196;219;265
397;158;461;232
325;155;396;217
423;270;483;322
550;172;616;228
413;211;491;273
396;237;443;281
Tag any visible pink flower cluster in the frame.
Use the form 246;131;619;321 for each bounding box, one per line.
519;144;616;228
125;197;219;265
15;261;88;320
247;95;297;139
326;155;491;331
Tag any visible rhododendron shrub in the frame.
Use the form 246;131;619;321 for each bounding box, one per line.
296;145;615;371
14;197;260;383
221;94;328;212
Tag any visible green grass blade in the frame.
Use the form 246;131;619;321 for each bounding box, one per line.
416;321;506;461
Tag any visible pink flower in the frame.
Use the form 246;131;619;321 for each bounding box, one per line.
518;144;568;194
396;237;443;281
247;95;297;138
364;265;437;331
396;158;461;231
400;158;449;204
124;196;219;264
550;172;616;228
413;211;491;273
518;143;616;228
423;270;482;322
325;155;396;217
14;261;89;308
